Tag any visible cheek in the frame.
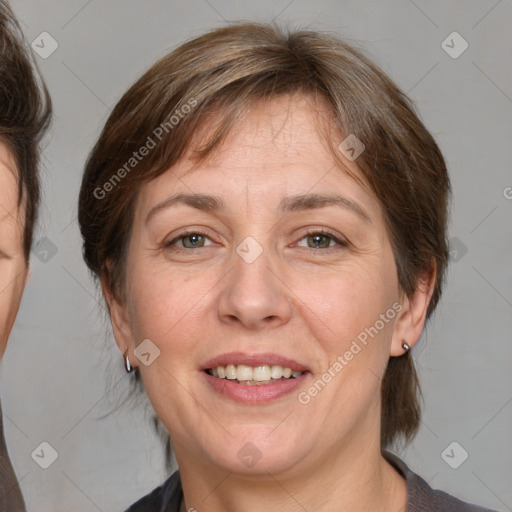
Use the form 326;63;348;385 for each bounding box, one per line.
0;266;27;350
294;261;394;349
126;267;212;356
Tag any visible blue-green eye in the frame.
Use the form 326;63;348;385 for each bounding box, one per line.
164;231;213;250
297;230;347;250
163;229;347;252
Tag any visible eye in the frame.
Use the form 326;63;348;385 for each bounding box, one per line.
296;230;348;250
164;230;214;250
163;228;347;252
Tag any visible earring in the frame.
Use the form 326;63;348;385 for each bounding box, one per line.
124;350;134;373
402;342;410;353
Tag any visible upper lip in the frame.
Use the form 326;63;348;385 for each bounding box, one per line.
201;352;310;373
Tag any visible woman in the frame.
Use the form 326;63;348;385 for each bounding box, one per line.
78;23;496;512
0;1;51;510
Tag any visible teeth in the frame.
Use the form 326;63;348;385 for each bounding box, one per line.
207;364;304;382
253;365;271;381
270;365;283;379
237;364;253;381
225;364;237;380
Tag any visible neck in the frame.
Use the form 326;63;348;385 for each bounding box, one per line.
175;435;406;512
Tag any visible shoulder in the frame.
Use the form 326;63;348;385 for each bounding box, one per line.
0;400;26;512
125;455;499;512
383;451;498;512
124;471;182;512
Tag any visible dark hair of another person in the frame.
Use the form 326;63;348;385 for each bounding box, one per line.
0;0;51;261
78;22;451;450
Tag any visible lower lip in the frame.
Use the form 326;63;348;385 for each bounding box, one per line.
202;371;309;404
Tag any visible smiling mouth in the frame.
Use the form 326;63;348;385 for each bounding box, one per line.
205;364;306;385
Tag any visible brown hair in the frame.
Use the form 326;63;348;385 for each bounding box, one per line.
0;0;52;260
78;22;451;449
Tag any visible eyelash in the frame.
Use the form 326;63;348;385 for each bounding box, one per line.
163;229;348;253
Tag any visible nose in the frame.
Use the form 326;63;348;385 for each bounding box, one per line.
217;242;293;331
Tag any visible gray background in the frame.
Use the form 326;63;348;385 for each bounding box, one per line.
0;0;510;510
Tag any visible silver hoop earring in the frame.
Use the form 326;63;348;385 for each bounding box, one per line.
124;350;134;373
402;342;410;353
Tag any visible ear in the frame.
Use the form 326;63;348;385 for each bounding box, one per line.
101;271;138;370
390;262;437;357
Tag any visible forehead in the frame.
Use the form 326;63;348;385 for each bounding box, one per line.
0;142;18;199
137;93;375;211
0;141;24;224
189;93;342;171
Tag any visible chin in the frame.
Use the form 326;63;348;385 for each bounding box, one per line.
200;428;310;476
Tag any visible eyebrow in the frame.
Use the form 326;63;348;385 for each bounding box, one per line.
145;193;226;224
145;192;371;225
280;193;371;224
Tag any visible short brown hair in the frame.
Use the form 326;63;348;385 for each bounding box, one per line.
0;0;52;260
78;22;451;448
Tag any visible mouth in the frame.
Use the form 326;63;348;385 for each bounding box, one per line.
205;364;305;385
201;352;310;403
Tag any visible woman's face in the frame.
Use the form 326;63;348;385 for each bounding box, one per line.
109;94;430;477
0;142;28;358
